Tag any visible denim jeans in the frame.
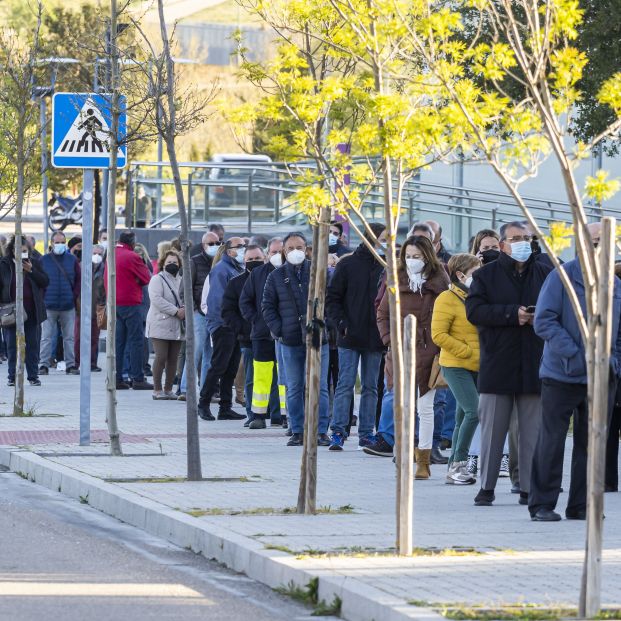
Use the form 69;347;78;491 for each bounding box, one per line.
241;346;254;419
377;388;395;446
442;367;480;463
331;348;382;437
379;387;436;449
6;318;40;381
279;343;329;434
433;386;456;447
115;305;145;382
40;308;76;369
180;311;212;393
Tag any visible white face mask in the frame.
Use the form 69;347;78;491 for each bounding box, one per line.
286;249;305;266
234;248;245;264
53;243;66;255
21;251;29;260
405;258;425;277
269;253;283;268
92;254;103;265
464;276;473;288
205;245;218;257
99;240;108;250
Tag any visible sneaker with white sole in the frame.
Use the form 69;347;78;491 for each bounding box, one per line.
499;453;510;477
446;461;476;485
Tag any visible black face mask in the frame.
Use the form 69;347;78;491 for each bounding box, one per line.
530;238;541;255
164;263;179;276
480;249;500;265
74;250;82;261
246;260;264;272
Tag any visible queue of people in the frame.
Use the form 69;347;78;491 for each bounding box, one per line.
1;216;620;523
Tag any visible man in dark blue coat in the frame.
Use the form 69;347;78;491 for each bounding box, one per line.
39;231;81;375
466;221;553;507
262;232;330;447
529;223;621;521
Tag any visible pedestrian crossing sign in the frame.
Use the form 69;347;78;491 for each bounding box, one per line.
52;92;127;169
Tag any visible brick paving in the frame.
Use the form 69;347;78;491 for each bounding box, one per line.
2;363;621;611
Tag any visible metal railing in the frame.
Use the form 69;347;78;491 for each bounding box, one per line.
126;160;618;251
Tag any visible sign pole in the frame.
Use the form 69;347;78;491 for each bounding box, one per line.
79;169;94;446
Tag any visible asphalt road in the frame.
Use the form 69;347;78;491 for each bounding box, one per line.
0;470;317;621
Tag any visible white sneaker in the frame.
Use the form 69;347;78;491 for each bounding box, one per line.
446;461;476;485
467;454;478;476
499;454;510;477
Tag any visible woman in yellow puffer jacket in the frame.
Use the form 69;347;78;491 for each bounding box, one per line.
431;253;481;485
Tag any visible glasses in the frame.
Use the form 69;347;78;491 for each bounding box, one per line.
205;241;222;247
229;244;246;250
505;235;532;242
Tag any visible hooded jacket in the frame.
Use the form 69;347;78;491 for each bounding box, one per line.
205;253;243;334
239;261;276;341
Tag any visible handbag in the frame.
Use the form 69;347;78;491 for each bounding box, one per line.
96;303;107;329
428;353;448;389
0;303;28;327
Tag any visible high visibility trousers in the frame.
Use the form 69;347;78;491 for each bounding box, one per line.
252;360;274;414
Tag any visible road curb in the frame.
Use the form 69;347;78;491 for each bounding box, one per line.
0;446;443;621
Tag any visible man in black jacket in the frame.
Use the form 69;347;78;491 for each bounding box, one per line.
239;238;285;430
221;245;265;427
326;223;386;450
466;221;553;507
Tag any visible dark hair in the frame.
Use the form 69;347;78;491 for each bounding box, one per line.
399;236;442;279
364;222;386;244
330;221;343;236
7;235;27;258
119;230;135;246
249;234;268;248
283;231;307;246
51;231;66;243
470;229;499;254
208;223;225;238
158;249;181;273
244;244;264;255
67;236;82;250
499;221;527;241
409;222;433;238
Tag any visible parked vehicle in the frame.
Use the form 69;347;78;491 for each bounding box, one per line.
48;192;83;231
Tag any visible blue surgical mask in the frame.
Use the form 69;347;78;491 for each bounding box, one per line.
205;245;218;257
328;234;339;246
235;248;245;264
53;243;66;255
510;241;532;263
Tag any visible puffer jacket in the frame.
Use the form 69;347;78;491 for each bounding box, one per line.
206;253;243;334
145;272;184;341
431;284;480;372
0;255;49;324
41;251;80;311
262;260;312;347
221;271;251;347
239;261;276;341
190;251;212;313
377;268;449;394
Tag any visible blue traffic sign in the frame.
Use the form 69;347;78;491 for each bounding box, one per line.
51;92;127;169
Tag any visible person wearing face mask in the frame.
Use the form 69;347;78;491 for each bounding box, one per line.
326;222;387;450
364;236;449;477
328;222;351;258
221;245;265;426
197;237;246;421
0;235;49;386
262;232;331;447
240;237;287;430
466;221;553;507
471;229;501;265
39;231;81;376
431;254;482;485
146;250;185;399
74;245;106;373
68;236;82;262
177;232;220;399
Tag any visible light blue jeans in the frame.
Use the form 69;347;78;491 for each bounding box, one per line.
331;348;382;437
279;343;330;435
377;388;395;446
180;311;212;393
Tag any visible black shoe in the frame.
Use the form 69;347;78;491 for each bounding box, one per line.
243;419;251;427
91;366;102;372
605;484;618;493
66;366;80;375
431;447;449;465
28;378;41;386
198;405;215;421
362;435;393;457
38;366;48;376
519;492;529;505
287;433;304;446
511;483;521;494
7;378;15;386
531;508;562;522
351;415;358;427
317;433;331;447
285;427;293;437
474;489;495;506
439;438;452;450
217;408;245;421
249;418;266;429
566;509;587;520
282;416;288;429
132;380;154;390
144;368;153;377
116;381;131;390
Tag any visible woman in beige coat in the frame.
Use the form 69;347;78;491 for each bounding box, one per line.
146;250;185;399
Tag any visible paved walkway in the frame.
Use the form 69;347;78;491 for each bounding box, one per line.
1;362;621;615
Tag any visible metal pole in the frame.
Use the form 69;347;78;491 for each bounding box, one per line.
79;169;95;446
40;97;49;251
247;171;254;233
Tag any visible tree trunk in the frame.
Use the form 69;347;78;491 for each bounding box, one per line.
580;216;615;617
12;120;26;417
158;0;202;481
105;0;122;456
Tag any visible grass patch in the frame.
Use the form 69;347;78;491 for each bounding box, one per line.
183;504;355;517
265;544;296;554
410;546;484;557
105;476;256;483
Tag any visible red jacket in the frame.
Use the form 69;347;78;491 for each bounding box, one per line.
105;243;152;306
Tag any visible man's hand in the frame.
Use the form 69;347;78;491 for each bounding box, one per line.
176;307;186;320
22;259;32;273
518;306;534;326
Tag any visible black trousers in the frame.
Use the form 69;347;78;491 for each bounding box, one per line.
529;379;588;516
606;380;621;490
198;326;240;411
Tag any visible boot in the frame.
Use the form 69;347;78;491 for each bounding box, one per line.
414;448;431;480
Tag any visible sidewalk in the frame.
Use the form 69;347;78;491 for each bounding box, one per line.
2;366;621;620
